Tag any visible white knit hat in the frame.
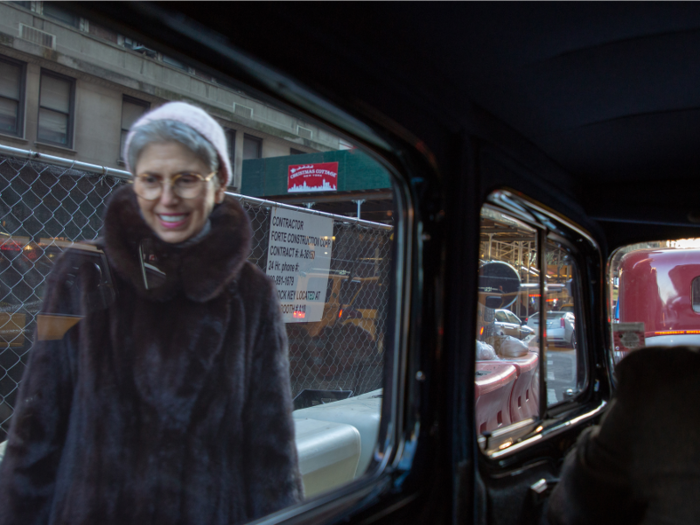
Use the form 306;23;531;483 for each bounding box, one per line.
123;102;232;187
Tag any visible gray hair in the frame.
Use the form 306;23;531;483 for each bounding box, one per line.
127;119;220;185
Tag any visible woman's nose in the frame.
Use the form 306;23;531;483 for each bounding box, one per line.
159;181;180;205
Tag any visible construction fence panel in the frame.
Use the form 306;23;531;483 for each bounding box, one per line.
0;154;392;440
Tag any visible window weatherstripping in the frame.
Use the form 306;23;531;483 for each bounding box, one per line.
243;134;262;160
120;96;150;160
37;71;75;148
0;57;25;137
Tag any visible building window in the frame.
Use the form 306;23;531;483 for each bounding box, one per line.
290;148;305;155
225;128;236;169
42;3;79;28
243;134;262;160
9;2;31;10
0;57;25;137
120;96;150;160
38;71;74;147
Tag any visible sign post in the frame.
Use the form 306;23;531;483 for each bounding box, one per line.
266;206;334;323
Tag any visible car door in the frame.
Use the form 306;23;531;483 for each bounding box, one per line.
472;187;607;525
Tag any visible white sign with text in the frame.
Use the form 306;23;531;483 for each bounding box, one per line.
266;206;333;323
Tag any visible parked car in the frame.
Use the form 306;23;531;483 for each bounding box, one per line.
494;309;534;339
526;311;576;348
616;248;700;348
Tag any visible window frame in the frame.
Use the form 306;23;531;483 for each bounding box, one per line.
37;69;75;149
26;4;424;522
0;55;26;138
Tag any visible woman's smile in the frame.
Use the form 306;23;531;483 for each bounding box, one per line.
157;213;189;228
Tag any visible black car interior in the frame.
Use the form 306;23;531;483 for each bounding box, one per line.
54;3;700;524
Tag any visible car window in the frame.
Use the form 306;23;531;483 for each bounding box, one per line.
476;206;540;435
545;240;583;405
505;311;520;324
0;2;403;519
476;199;590;453
495;311;508;322
609;238;700;366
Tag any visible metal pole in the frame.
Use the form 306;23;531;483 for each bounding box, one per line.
352;199;365;219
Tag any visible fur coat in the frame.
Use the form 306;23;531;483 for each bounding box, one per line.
548;346;700;525
0;186;303;525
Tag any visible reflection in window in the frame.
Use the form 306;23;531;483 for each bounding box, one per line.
476;207;540;435
38;71;74;147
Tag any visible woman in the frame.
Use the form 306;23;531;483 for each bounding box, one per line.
0;102;303;525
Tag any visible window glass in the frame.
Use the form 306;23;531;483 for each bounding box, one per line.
40;75;71;113
476;206;540;435
0;7;398;519
37;108;68;144
0;61;20;100
243;133;262;159
9;2;31;9
42;3;79;27
38;72;73;146
545;240;582;405
120;97;149;159
692;276;700;313
476;204;587;442
225;128;236;169
610;239;700;365
0;59;22;136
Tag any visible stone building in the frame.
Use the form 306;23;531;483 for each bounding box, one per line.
0;1;342;191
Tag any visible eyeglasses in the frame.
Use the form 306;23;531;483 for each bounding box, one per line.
131;171;218;200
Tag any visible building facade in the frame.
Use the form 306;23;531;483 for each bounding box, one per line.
0;1;343;191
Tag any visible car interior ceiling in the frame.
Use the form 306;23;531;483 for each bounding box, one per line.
62;2;700;523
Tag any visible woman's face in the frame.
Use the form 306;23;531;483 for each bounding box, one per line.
134;141;225;244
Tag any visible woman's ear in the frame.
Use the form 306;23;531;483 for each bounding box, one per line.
215;184;226;204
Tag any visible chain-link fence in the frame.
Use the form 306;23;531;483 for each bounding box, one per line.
0;151;392;440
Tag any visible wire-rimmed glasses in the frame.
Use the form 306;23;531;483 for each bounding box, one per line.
131;171;218;200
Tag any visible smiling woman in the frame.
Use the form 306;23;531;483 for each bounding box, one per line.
0;102;303;525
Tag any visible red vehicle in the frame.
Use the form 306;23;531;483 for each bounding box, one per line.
618;248;700;347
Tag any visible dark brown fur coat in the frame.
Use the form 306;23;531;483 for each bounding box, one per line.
0;186;303;525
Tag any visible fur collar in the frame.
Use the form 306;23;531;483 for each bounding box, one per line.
102;185;252;302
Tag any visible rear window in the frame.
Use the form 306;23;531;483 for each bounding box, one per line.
610;239;700;365
692;276;700;313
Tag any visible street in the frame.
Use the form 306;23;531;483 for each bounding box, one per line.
546;347;577;405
